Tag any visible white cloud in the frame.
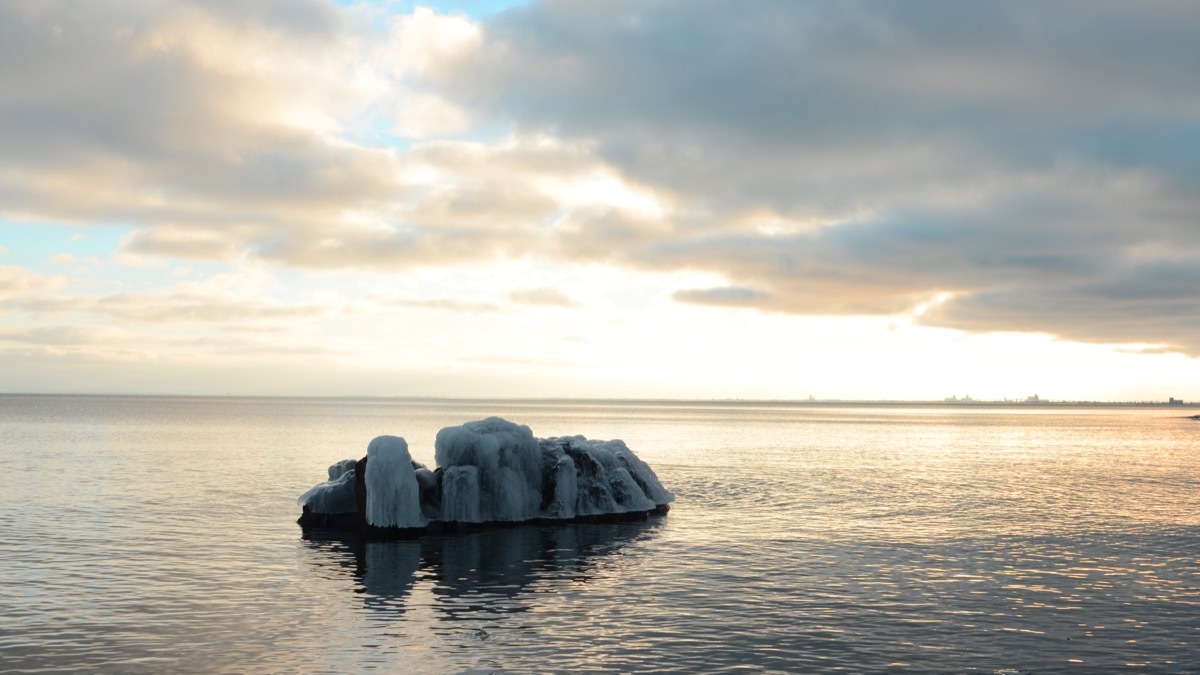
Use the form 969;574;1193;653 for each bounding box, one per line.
0;264;64;299
394;91;472;138
389;7;482;79
509;286;580;308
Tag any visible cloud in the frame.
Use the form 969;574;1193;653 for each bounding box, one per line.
423;0;1200;353
508;286;579;308
48;253;75;265
924;266;1200;354
0;324;130;350
390;6;482;79
4;1;1200;357
0;265;64;300
1;2;669;271
367;293;501;313
674;286;772;308
0;324;342;365
0;0;405;249
15;291;329;324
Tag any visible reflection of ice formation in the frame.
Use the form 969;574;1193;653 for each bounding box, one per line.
301;518;663;619
298;417;673;536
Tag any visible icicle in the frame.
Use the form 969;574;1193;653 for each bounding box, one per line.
547;455;577;519
442;465;481;523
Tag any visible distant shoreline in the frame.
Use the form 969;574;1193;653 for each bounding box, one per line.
1;392;1196;408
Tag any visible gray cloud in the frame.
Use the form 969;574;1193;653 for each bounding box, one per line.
427;0;1200;353
674;286;772;308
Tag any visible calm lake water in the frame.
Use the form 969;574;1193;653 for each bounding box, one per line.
2;395;1199;673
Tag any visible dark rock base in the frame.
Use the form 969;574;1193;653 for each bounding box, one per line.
299;503;670;540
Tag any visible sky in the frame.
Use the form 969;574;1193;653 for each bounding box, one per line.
2;0;1199;401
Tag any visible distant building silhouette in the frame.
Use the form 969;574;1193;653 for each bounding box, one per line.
1169;397;1185;406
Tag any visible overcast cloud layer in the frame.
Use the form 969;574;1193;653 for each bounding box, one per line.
4;0;1200;357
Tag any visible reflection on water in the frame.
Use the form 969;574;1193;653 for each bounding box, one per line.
303;519;663;621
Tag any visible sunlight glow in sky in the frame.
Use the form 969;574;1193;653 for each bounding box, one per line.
2;0;1199;401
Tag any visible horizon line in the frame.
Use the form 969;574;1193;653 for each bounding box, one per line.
1;392;1196;407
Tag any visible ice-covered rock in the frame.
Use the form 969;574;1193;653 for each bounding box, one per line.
413;466;440;520
296;418;673;537
365;435;427;530
328;459;357;481
298;460;359;515
436;417;544;522
539;436;673;515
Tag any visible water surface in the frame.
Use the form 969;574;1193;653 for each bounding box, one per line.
2;396;1198;672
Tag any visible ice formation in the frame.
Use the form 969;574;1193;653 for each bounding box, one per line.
364;435;426;530
297;417;674;535
436;418;543;523
296;458;358;515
